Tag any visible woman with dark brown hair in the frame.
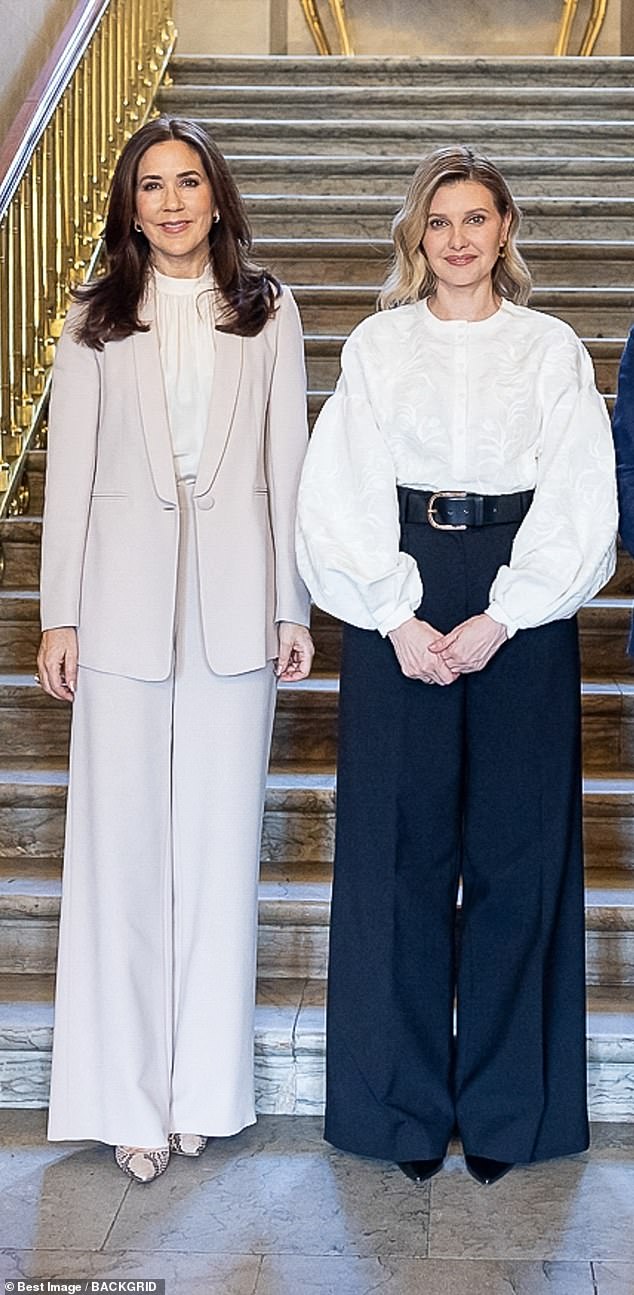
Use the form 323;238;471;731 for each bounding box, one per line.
37;117;313;1182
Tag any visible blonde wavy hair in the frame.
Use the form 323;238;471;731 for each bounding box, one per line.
379;145;532;311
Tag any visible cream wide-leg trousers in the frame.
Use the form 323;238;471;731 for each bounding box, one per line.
47;481;276;1146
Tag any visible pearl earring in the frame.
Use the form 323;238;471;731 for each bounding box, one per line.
134;221;143;233
212;212;220;224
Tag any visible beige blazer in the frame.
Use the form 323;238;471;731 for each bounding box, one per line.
40;283;310;678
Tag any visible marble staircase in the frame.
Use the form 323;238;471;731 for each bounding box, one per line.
0;55;633;1120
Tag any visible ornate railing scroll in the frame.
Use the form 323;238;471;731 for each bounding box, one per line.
555;0;610;55
577;0;610;55
0;0;176;517
299;0;607;57
299;0;354;55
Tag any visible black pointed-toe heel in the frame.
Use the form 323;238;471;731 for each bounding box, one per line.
465;1154;514;1186
397;1156;444;1183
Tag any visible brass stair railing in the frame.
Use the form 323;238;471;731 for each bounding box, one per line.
299;0;609;57
299;1;354;56
555;0;610;55
0;0;176;518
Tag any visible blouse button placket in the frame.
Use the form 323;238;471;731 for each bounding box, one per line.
453;324;469;478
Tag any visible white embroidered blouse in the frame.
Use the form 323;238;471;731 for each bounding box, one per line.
296;298;618;637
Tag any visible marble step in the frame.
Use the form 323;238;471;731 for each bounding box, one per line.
3;491;627;598
306;598;634;679
256;236;634;289
0;859;632;984
0;519;42;589
0;676;352;763
0;761;633;871
585;868;634;987
21;451;45;517
278;679;634;775
293;284;634;335
0;973;330;1112
244;194;634;240
227;154;634;197
272;679;634;775
604;551;634;597
0;860;332;981
304;333;626;393
0;763;337;866
0;972;631;1118
170;55;634;88
569;599;633;677
1;671;634;769
0;584;628;677
1;671;634;780
191;117;634;159
0;534;629;660
160;84;634;121
0;591;40;671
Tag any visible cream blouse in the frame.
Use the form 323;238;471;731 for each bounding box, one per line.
154;266;215;481
296;298;618;637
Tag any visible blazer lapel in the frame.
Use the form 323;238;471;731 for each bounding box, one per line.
132;286;177;506
194;327;244;498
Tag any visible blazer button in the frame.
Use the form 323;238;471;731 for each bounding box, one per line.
198;494;215;510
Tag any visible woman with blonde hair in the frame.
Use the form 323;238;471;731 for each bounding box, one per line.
297;146;617;1185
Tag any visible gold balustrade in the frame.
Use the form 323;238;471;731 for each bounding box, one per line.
555;0;610;54
299;0;354;55
300;0;608;57
555;0;581;54
0;0;176;515
578;0;610;55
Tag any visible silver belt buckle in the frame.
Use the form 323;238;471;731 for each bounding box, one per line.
426;490;468;531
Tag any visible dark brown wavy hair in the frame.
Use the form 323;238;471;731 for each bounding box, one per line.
73;117;280;347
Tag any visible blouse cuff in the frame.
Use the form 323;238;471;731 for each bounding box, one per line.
485;601;519;639
376;603;419;638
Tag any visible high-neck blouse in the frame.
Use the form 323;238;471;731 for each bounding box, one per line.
154;265;215;481
296;298;618;636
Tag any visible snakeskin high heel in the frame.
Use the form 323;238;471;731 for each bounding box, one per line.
114;1144;170;1183
168;1133;208;1157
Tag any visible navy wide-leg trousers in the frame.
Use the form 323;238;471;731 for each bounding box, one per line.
325;511;589;1164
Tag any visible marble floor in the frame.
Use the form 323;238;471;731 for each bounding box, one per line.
0;1114;633;1294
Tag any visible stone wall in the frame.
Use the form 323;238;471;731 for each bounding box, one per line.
175;0;287;55
174;0;630;56
1;0;76;145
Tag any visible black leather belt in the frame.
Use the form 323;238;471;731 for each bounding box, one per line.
398;486;534;531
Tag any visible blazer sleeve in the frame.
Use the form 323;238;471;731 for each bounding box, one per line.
40;309;100;630
612;326;634;557
265;286;311;627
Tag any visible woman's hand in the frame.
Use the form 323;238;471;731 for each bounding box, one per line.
37;628;79;702
276;622;315;682
428;612;508;675
388;618;459;685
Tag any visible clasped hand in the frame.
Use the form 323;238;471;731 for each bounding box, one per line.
388;613;508;685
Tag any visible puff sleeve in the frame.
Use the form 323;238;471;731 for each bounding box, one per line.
296;331;422;635
487;331;618;634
